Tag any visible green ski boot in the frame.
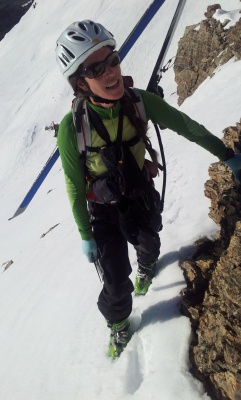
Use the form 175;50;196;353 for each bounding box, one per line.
134;261;156;295
108;319;130;359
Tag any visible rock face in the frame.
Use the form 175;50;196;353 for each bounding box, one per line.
180;120;241;400
174;4;241;105
0;0;34;41
176;6;241;398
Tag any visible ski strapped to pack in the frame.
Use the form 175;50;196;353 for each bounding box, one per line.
146;0;187;212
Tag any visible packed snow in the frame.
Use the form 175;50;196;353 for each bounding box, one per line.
0;1;241;399
214;7;241;28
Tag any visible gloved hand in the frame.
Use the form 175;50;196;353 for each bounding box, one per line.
82;238;98;263
225;153;241;184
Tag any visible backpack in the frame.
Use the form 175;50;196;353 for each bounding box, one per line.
71;84;163;232
72;87;147;158
72;87;159;195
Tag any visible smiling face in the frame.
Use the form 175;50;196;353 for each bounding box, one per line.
78;46;124;107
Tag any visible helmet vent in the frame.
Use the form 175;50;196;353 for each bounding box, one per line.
62;45;75;59
59;56;67;67
72;35;86;42
67;31;86;42
93;25;100;35
62;54;69;63
78;23;87;31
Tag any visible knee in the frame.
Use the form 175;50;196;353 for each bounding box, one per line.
104;277;134;298
137;228;160;253
135;228;160;264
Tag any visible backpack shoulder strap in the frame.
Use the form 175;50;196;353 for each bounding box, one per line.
72;98;92;157
126;87;147;123
72;88;147;158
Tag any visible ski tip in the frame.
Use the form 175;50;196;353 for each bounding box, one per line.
8;206;27;221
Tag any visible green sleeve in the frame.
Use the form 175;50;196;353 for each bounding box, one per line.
139;89;227;161
57;112;93;240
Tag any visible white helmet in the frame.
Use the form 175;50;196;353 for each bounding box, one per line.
56;20;116;81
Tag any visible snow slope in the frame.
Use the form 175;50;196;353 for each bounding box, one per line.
0;1;241;399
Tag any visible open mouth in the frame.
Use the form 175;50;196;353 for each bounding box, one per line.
105;80;119;90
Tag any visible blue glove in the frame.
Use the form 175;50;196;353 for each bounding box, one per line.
225;154;241;184
82;238;98;263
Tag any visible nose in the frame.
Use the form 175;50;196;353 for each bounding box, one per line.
103;63;114;76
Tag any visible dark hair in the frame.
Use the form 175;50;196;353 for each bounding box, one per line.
69;64;89;99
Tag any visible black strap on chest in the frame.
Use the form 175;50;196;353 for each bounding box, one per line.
85;104;140;153
86;104;123;150
85;104;143;180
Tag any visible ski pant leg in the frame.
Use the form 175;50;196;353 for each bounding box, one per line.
114;196;161;267
89;203;134;324
134;227;160;266
129;195;161;267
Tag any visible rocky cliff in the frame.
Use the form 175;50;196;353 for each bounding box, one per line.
174;4;241;105
180;120;241;400
177;6;241;400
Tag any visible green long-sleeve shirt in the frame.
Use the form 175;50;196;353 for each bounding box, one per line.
57;89;227;240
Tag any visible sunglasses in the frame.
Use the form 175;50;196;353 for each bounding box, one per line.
80;51;120;79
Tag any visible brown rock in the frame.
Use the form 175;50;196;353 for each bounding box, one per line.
180;120;241;400
204;4;221;19
174;8;241;105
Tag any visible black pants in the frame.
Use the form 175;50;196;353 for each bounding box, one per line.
88;200;161;324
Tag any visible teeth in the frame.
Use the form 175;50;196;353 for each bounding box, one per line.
106;81;118;89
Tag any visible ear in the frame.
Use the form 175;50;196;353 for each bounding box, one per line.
77;78;88;91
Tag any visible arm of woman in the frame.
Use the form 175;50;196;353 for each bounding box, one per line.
139;89;228;161
57;112;93;240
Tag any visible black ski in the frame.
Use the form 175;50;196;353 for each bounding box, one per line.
147;0;187;94
146;0;187;213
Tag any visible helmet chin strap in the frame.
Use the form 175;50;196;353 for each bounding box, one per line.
90;94;119;104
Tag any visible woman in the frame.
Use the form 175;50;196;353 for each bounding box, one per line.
56;20;241;358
